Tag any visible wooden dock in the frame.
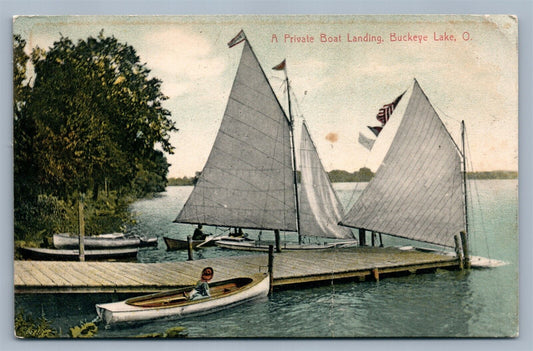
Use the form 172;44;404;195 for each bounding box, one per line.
14;247;460;294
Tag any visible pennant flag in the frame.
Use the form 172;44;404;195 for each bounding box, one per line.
367;126;383;136
227;30;247;48
272;59;286;71
358;132;375;151
376;91;405;125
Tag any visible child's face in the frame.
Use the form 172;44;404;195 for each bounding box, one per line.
201;268;213;281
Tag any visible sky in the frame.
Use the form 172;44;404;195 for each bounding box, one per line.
13;15;518;177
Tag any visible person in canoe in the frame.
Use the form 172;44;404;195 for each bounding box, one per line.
187;267;214;300
192;224;207;240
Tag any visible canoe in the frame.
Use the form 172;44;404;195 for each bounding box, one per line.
19;247;138;261
163;236;218;250
95;273;269;325
53;232;156;249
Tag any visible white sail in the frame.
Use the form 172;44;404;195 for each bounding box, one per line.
299;121;354;239
175;41;297;231
341;80;465;248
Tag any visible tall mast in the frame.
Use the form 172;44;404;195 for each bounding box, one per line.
284;67;302;244
461;120;469;236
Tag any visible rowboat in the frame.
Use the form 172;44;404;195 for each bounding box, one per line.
162;236;219;250
18;246;138;261
53;232;157;249
95;273;269;325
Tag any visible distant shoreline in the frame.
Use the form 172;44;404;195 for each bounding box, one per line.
167;170;518;186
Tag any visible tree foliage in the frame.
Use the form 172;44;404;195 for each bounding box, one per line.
27;31;176;197
14;32;177;242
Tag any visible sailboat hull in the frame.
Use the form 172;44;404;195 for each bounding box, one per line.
215;239;356;252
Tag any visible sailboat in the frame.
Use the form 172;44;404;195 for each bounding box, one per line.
340;79;472;263
174;30;355;251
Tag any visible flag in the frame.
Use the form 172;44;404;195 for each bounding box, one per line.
358;132;375;151
227;30;246;48
367;126;383;136
272;59;286;71
376;91;405;125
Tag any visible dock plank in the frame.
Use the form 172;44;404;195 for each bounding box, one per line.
14;247;460;294
55;262;101;287
21;262;55;286
28;261;71;286
46;262;90;286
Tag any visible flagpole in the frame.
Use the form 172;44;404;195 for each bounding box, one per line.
284;65;302;245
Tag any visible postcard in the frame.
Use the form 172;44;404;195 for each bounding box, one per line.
13;15;518;338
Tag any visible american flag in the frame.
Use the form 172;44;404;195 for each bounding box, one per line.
376;92;405;125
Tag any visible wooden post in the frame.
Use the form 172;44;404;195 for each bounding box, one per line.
379;233;384;247
268;245;274;296
460;231;471;269
358;229;366;246
372;268;379;281
274;229;281;253
78;195;85;262
454;234;464;270
187;236;193;261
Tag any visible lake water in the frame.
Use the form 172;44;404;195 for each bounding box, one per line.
15;180;519;338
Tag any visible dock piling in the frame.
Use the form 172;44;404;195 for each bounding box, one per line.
460;231;470;269
454;234;464;270
274;230;281;253
372;268;379;281
358;229;366;246
268;245;274;295
78;195;85;262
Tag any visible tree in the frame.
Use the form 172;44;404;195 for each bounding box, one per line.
14;35;38;210
27;31;177;198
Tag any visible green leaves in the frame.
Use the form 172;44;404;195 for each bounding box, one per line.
22;32;176;197
15;310;59;338
14;32;176;241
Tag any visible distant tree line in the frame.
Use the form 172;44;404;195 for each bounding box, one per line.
328;168;374;182
167;168;517;187
466;171;517;179
13;32;177;244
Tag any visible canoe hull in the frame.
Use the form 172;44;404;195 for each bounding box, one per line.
96;273;269;325
53;233;155;249
19;247;138;261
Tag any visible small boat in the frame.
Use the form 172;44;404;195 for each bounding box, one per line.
215;239;356;252
95;273;269;325
163;236;220;250
19;246;138;261
53;232;156;249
